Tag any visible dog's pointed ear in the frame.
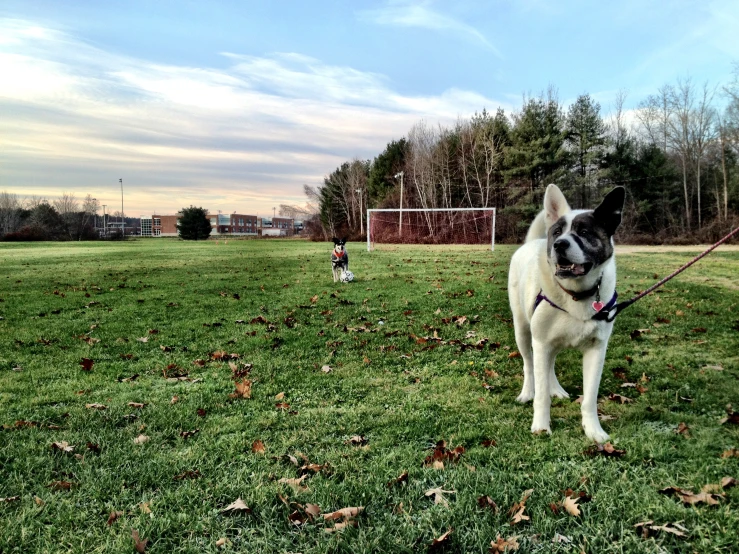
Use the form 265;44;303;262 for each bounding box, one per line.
593;187;625;236
342;237;347;244
331;237;339;244
543;184;570;228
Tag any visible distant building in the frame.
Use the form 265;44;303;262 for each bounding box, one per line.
140;212;294;237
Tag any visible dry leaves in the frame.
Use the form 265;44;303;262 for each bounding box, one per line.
127;402;147;409
323;505;363;533
131;529;148;553
346;435;368;446
252;440;266;454
429;528;453;550
229;380;252;399
584;442;626;457
106;511;123;525
634;520;688;539
674;422;690;436
658;486;722;506
477;496;498;512
79;358;94;371
608;393;633;404
489;535;519;553
221;497;252;515
423;440;465;467
133;434;150;445
720;405;739;425
721;448;739;458
562;495;581;517
387;471;409;488
279;475;309;493
51;441;74;454
321;365;332;373
508;489;533;524
425;487;456;508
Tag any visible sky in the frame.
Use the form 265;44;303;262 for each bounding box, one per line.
1;0;738;217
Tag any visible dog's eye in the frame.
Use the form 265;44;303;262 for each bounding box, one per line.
552;228;562;237
579;228;589;237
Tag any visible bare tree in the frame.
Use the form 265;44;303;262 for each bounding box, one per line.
0;191;22;236
689;82;717;228
406;120;439;235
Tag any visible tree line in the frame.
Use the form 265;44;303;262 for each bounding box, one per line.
0;192;122;241
305;73;739;243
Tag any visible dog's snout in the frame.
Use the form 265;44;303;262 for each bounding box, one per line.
553;239;569;252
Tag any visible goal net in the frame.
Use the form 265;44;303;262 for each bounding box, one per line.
367;208;496;251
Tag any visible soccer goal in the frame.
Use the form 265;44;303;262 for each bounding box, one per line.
366;207;496;251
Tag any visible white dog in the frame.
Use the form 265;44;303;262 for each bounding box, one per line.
508;184;625;443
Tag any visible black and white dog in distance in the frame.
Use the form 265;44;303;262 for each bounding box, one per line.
508;184;625;443
331;237;349;282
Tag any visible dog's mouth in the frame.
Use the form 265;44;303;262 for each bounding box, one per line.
555;260;593;278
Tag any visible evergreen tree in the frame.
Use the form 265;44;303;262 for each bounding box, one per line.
368;139;407;205
177;206;212;240
565;94;607;207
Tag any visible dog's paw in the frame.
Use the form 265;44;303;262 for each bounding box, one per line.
516;389;534;403
549;382;570;399
582;422;610;444
531;422;551;435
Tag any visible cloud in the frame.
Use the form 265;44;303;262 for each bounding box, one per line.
0;18;506;216
358;1;502;58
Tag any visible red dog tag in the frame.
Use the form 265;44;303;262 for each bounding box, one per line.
592;301;604;312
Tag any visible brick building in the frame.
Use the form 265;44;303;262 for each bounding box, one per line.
141;212;291;237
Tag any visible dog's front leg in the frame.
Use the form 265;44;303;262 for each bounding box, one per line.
531;340;553;434
581;344;609;443
332;266;338;282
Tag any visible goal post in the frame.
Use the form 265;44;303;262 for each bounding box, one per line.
367;207;496;251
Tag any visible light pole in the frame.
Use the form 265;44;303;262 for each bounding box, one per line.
395;171;404;237
355;188;364;235
119;178;124;237
102;204;107;238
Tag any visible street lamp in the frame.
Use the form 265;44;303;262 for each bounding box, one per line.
119;178;124;237
395;172;404;237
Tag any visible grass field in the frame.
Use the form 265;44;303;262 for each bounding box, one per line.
1;239;738;554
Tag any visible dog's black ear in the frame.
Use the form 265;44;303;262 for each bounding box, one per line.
593;187;625;236
341;237;347;244
331;237;339;244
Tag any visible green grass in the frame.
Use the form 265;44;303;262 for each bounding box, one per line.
0;239;737;553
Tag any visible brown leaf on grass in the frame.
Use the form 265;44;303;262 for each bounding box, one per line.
634;520;688;539
48;480;73;491
720;406;739;425
346;434;368;446
221;497;252;514
193;358;207;367
215;538;228;547
160;345;173;352
275;392;285;400
584;442;626;457
658;486;722;505
136;336;149;343
508;351;521;359
179;429;199;439
720;476;736;489
608;393;633;404
721;448;739;458
423;440;464;466
279;475;309;493
321;365;332;373
170;395;179;404
674;422;690;436
489;535;519;552
508;489;532;524
131;529;148;553
275;402;290;411
51;441;74;454
425;487;456;508
85;403;107;410
481;439;497;448
252;440;266;454
229;380;252;399
86;442;101;454
387;471;409;488
80;358;94;371
562;495;581;517
429;528;453;550
612;367;628;380
229;361;252;380
133;434;149;445
128;402;147;409
305;503;321;519
323;506;364;521
106;511;123;525
173;470;201;481
1;496;20;503
310;295;319;304
477;496;498;512
692;327;707;333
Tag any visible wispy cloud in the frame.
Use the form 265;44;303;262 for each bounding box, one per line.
0;18;505;216
358;1;502;58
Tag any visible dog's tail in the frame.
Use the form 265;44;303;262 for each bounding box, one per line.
525;210;547;243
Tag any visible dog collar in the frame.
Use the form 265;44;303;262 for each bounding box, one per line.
534;288;618;320
555;277;601;302
333;250;346;258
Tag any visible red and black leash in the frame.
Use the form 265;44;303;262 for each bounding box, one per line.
593;225;739;322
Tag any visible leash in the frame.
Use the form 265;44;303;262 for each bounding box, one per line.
593;225;739;322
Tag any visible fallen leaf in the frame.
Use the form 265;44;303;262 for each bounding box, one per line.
387;470;409;488
215;538;228;547
489;534;519;552
721;476;737;489
346;435;368;446
0;496;20;503
634;520;688;539
229;380;252;399
133;434;149;445
34;496;44;506
508;351;521;359
170;395;179;404
51;441;74;454
179;429;199;439
48;480;73;491
659;486;722;505
106;511;123;525
552;533;572;544
481;439;497;448
305;503;321;519
275;402;290;410
608;393;633;404
429;528;453;550
275;392;285;400
221;497;252;514
584;442;626;457
85;403;107;410
324;520;356;533
423;440;464;466
310;295;319;304
279;475;309;493
323;506;364;521
720;406;739;425
79;358;94;371
562;495;580;517
127;402;146;409
173;470;201;480
477;495;498;511
675;422;690;436
721;448;739;458
136;336;149;343
131;529;148;553
425;487;455;508
321;365;332;373
252;440;266;454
